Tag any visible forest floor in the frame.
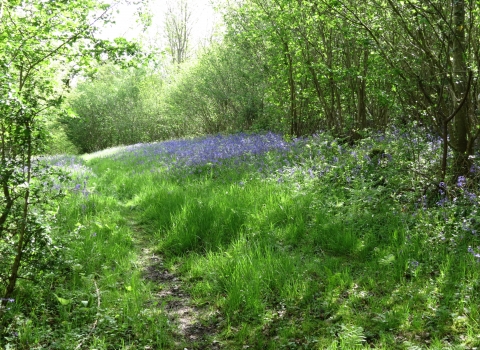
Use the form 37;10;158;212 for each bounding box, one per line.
131;212;223;349
139;246;221;349
4;132;480;349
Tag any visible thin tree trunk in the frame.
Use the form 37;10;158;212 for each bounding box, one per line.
452;0;470;177
357;49;368;129
284;42;299;136
3;121;32;300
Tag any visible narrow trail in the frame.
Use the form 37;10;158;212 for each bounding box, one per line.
127;211;222;349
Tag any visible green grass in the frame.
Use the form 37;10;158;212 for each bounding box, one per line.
3;132;480;349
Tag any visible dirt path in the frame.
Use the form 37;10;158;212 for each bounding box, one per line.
129;214;222;349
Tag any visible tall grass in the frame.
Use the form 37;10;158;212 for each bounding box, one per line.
3;129;480;349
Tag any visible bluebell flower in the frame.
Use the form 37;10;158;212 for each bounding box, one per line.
468;246;480;261
437;197;448;206
420;195;427;210
466;191;477;202
457;176;467;188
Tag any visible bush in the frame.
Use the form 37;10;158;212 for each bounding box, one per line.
63;65;165;153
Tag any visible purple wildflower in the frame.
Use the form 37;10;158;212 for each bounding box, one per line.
466;191;477;203
457;176;467;188
437;197;448;207
468;246;480;261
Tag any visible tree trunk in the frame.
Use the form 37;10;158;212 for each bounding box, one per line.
357;48;368;129
452;0;470;177
4;122;32;300
284;42;299;136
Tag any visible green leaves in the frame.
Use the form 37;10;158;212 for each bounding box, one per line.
54;294;72;306
0;0;140;314
89;38;144;68
64;64;164;153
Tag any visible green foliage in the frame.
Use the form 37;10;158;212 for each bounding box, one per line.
63;65;165;153
160;42;271;135
61;130;480;348
1;155;172;348
0;0;147;338
1;0;100;306
4;128;480;347
157;0;476;176
3;0;480;347
75;42;273;144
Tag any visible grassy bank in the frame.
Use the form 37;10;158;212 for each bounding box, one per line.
2;130;480;349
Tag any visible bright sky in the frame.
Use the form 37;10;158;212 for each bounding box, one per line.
100;0;220;51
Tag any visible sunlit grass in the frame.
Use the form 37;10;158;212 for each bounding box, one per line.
81;145;130;161
4;131;480;349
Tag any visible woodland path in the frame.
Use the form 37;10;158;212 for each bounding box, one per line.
127;211;223;349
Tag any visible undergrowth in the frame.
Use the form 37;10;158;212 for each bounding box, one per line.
2;128;480;349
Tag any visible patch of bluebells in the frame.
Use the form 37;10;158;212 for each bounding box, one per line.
454;176;479;236
457;175;467;188
84;132;336;184
85;128;433;200
0;298;15;311
43;155;95;195
43;128;437;196
121;132;288;161
470;163;480;175
0;298;15;303
468;246;480;262
266;134;394;188
110;133;394;183
435;176;479;208
103;132;294;179
437;181;448;207
431;174;480;259
454;175;477;204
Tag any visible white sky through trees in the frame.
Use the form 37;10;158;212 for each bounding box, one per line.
100;0;219;51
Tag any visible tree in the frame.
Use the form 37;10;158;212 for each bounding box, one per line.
64;65;166;153
161;42;268;134
165;0;193;65
335;0;479;178
0;0;114;311
219;0;479;179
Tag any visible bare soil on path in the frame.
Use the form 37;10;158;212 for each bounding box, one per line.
131;218;223;349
